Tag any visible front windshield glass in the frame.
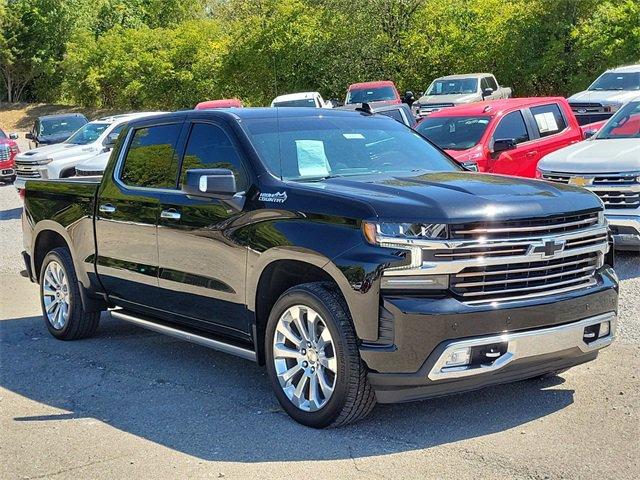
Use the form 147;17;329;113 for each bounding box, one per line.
346;86;397;104
273;98;317;107
589;72;640;91
40;116;87;136
596;101;640;139
242;115;460;181
426;78;478;95
65;122;110;145
416;115;490;150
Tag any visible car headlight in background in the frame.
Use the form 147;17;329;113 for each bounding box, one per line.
603;103;622;113
36;158;54;165
362;221;449;290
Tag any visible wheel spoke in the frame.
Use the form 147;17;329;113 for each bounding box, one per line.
292;374;308;406
273;342;302;360
307;313;320;343
317;368;334;398
42;287;56;297
317;328;332;351
320;355;337;373
277;320;302;347
46;298;59;312
44;269;57;288
279;364;301;385
308;373;321;409
293;308;310;342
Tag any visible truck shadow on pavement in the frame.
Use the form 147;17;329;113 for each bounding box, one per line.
1;313;575;462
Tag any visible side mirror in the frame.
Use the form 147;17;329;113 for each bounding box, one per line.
482;87;494;99
492;138;517;154
103;132;119;148
9;132;18;140
183;168;237;198
583;129;596;139
25;132;34;140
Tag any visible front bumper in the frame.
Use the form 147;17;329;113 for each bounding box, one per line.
362;268;618;403
607;214;640;251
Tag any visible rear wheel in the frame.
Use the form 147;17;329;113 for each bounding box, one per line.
39;247;100;340
265;283;376;428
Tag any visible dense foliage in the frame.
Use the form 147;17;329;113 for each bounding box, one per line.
1;0;638;107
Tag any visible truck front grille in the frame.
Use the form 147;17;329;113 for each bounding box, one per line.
418;103;454;114
448;212;600;240
542;172;640;210
569;102;604;113
15;160;42;179
0;145;9;161
450;252;599;303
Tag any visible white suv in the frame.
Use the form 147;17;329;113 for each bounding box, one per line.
15;112;163;189
538;98;640;251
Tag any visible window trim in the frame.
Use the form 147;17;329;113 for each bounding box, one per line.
114;120;187;194
525;102;570;140
176;119;250;192
491;109;532;145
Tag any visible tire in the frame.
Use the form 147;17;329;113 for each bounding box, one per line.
265;282;376;428
39;247;101;340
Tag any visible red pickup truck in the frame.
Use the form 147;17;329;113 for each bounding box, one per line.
345;81;402;105
415;97;599;177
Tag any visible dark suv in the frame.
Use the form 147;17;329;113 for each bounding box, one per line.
25;113;88;149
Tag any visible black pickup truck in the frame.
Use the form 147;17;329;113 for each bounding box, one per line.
21;108;618;428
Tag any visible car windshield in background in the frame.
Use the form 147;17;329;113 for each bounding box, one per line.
273;99;317;107
426;78;478;95
589;72;640;91
346;87;397;104
65;122;110;145
596;101;640;139
242;115;460;181
0;129;6;139
40;117;87;136
416;116;490;150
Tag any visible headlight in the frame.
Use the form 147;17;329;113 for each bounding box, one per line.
362;222;447;244
36;157;53;165
604;103;622;113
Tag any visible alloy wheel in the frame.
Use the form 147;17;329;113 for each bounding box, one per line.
272;305;337;412
42;260;70;330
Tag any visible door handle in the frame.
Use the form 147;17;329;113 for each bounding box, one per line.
99;204;116;214
160;209;181;220
526;151;538;157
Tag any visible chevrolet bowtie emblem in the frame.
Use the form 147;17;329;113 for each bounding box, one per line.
569;176;592;187
530;239;566;257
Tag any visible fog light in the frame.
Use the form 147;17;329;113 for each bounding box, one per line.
444;347;471;367
599;321;610;338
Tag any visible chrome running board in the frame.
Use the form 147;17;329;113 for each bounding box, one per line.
109;309;256;362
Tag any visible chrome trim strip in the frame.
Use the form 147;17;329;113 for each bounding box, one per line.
452;216;597;234
455;274;595;297
454;256;596;278
462;279;597;305
110;309;256;361
428;312;616;381
453;265;597;288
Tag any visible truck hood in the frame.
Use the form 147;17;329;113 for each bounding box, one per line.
299;172;600;223
416;93;479;105
539;138;640;173
568;90;640;105
16;143;101;163
75;151;111;172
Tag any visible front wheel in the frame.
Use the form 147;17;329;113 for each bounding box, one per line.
265;283;376;428
39;247;101;340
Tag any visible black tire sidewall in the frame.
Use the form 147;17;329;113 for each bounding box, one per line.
39;248;79;339
265;285;355;428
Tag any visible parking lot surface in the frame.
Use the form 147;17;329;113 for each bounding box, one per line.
1;181;639;479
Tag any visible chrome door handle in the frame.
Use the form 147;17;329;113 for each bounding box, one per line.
160;209;181;220
99;204;116;214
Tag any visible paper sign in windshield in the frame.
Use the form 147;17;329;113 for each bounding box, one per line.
296;140;330;177
534;112;558;133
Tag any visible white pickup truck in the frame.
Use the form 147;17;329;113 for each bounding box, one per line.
413;73;512;116
270;92;332;108
538;98;640;251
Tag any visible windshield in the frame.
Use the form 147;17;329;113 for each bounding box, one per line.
589;72;640;91
0;129;6;139
242;115;460;181
596;101;640;139
273;98;317;107
65;122;110;145
40;116;87;137
346;86;397;104
426;78;478;95
416;115;490;150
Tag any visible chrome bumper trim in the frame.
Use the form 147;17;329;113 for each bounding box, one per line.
428;312;616;381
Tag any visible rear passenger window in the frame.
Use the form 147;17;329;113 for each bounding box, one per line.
530;104;567;137
493;111;530;144
378;108;405;124
180;123;248;191
120;123;182;189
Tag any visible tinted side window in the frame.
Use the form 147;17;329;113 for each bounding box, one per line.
480;77;490;90
120;123;182;189
378;108;405;124
493;111;530;144
487;76;498;90
180;123;248;191
530;104;567;137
